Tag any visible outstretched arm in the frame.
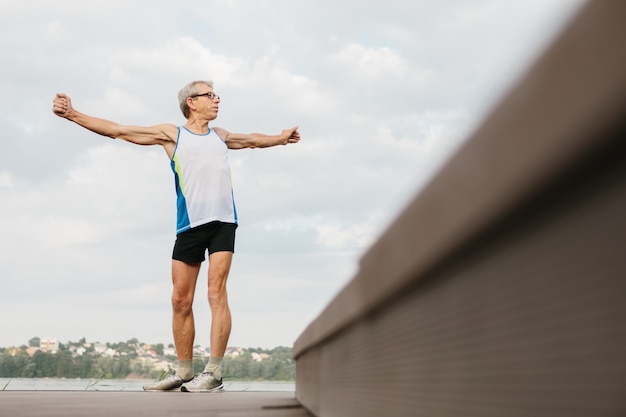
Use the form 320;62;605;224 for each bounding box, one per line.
52;93;178;149
214;126;301;150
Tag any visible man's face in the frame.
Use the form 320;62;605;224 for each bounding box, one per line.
189;87;220;120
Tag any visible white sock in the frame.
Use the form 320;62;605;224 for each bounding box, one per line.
177;359;194;380
204;356;223;379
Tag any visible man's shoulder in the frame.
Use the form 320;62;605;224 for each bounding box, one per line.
153;123;179;141
211;127;227;140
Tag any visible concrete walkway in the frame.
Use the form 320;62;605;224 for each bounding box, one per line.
0;391;313;417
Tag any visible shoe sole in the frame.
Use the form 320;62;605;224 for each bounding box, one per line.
143;387;182;392
180;383;224;393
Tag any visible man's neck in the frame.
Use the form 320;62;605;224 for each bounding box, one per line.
184;117;210;134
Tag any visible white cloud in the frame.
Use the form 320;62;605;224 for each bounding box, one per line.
316;222;376;250
0;172;14;188
328;43;432;84
0;0;586;349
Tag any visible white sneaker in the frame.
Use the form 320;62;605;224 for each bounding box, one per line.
181;371;224;393
143;373;191;391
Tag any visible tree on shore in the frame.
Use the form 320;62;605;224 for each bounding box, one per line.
0;340;295;380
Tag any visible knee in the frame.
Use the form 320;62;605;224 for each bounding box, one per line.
207;287;228;308
171;292;193;314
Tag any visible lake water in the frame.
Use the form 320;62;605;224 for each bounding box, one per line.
0;378;294;392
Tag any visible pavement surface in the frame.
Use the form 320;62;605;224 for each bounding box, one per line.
0;391;313;417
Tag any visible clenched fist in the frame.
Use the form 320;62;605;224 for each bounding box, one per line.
52;93;73;117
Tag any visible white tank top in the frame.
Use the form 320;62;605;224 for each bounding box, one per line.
170;126;237;234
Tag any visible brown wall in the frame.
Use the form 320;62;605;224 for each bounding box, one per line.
294;2;626;416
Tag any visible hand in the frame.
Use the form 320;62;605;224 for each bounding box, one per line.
281;125;300;145
52;93;73;118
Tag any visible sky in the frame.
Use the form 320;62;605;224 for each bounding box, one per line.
0;0;585;350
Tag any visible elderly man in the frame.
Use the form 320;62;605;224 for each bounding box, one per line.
52;80;300;392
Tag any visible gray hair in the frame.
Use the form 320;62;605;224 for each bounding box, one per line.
178;80;214;119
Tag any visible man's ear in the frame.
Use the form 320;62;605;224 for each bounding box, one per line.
187;97;197;111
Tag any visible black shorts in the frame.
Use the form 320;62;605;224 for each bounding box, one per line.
172;221;237;263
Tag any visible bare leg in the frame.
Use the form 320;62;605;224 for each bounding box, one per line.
171;260;201;361
207;251;233;357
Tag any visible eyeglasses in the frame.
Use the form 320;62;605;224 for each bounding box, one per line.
191;92;220;100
